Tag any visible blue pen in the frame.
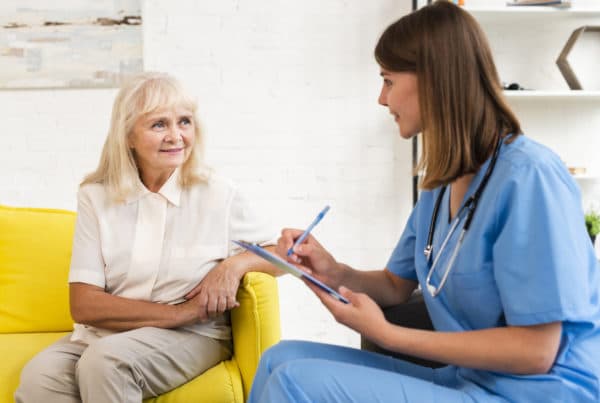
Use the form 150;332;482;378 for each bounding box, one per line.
287;205;331;256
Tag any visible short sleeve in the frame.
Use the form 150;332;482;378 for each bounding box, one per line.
387;206;419;281
68;187;106;288
493;160;595;326
228;188;277;256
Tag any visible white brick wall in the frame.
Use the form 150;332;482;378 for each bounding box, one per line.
3;0;600;348
0;0;413;347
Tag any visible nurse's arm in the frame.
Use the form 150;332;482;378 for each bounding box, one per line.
376;321;562;375
335;266;418;308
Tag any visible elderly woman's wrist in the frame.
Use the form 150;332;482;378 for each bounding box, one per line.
173;301;195;326
223;257;249;279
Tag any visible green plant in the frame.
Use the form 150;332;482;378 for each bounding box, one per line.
585;210;600;238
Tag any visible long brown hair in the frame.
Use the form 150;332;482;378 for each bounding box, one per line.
375;1;521;189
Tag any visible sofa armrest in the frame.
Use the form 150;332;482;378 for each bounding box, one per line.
231;272;280;399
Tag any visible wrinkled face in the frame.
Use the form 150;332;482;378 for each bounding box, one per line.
378;69;421;139
129;107;195;181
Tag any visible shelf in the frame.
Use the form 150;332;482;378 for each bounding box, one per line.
465;6;600;16
503;90;600;100
573;175;600;184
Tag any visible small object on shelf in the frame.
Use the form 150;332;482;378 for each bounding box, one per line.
566;167;600;182
557;26;600;90
502;82;530;90
506;0;571;7
568;166;587;176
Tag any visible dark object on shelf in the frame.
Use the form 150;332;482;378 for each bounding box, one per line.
502;82;527;90
360;291;444;368
557;26;600;90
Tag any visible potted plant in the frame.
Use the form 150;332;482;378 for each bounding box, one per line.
585;210;600;245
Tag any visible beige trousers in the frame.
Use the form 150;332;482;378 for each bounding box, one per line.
15;327;232;403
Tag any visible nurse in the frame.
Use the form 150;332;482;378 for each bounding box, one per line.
248;2;600;402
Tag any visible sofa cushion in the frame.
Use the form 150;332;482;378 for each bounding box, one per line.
0;205;75;333
0;331;70;403
144;359;243;403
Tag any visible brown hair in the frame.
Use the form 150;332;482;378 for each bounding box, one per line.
375;1;521;189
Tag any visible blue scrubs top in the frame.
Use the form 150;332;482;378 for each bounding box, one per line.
387;135;600;402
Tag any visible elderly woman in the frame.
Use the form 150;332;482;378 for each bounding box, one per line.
16;72;278;402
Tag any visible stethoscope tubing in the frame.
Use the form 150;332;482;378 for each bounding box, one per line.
424;135;504;297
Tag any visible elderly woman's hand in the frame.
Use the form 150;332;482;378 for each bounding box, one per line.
184;260;243;319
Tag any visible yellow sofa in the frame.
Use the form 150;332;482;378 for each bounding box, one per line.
0;204;280;403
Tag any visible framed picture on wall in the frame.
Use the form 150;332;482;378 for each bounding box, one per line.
0;0;143;89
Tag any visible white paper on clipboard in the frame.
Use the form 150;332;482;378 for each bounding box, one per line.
232;240;349;304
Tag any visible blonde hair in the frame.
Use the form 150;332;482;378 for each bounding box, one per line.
375;1;521;189
82;72;208;201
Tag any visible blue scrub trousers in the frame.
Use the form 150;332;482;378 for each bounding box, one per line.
249;340;507;403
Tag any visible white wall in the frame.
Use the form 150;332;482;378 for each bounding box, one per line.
0;0;413;347
4;0;598;348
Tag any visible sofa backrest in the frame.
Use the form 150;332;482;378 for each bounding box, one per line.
0;204;75;333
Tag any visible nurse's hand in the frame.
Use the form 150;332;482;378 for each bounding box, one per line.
307;282;387;342
277;228;345;288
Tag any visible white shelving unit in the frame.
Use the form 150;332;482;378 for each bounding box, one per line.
464;0;600;208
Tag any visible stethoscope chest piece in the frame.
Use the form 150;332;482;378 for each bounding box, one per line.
426;282;438;298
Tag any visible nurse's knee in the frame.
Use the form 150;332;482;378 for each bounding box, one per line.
263;340;315;363
258;341;301;371
267;360;319;391
265;340;304;354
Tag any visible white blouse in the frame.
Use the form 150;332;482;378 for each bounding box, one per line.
68;170;275;343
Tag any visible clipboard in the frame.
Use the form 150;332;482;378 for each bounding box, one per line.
232;240;349;304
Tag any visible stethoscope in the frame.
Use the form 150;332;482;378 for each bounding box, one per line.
424;136;503;297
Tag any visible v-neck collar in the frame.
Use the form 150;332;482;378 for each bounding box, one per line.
446;153;496;224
